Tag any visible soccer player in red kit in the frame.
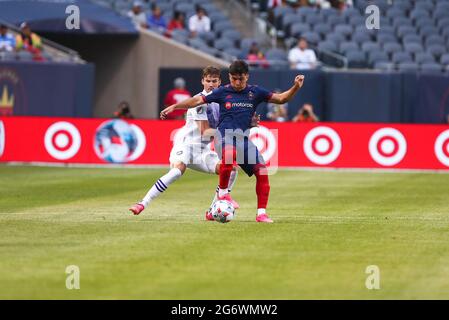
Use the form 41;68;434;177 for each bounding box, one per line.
161;60;305;223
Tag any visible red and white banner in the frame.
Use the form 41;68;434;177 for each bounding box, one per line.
1;116;449;170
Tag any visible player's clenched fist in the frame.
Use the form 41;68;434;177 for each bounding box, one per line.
294;75;305;88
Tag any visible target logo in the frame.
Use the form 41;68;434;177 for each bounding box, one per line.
44;122;81;160
369;128;407;166
249;126;277;162
0;120;5;158
303;126;342;165
434;130;449;167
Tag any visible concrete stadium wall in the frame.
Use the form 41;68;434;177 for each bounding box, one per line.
92;29;228;119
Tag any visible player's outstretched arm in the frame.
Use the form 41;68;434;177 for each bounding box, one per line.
268;75;305;104
160;95;204;119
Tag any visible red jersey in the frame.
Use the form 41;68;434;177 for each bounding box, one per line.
163;88;192;119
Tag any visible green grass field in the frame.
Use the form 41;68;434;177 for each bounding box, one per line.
1;165;449;299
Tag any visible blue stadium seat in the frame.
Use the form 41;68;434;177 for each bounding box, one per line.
403;34;422;44
319;7;339;20
392;52;413;63
348;16;365;27
17;51;33;61
282;14;303;32
397;25;417;38
420;63;443;73
171;29;189;44
419;25;439;38
302;32;321;45
222;47;242;59
188;37;208;50
352;32;372;45
368;51;389;66
425;35;445;47
415;18;435;30
208;12;228;23
346;51;367;68
392;17;412;28
377;34;397;45
386;8;406;19
265;48;288;61
339;41;359;55
437;18;449;29
175;3;195;13
305;14;321;26
313;23;332;37
327;15;345;27
374;62;395;71
426;44;447;58
398;62;419;72
440;54;449;65
202;46;220;58
410;9;430;22
290;23;311;38
198;31;216;46
361;41;381;53
326;33;346;45
383;42;402;56
240;38;257;52
334;24;353;37
404;43;424;55
212;21;233;36
221;30;241;44
214;38;235;51
414;52;436;64
318;41;338;53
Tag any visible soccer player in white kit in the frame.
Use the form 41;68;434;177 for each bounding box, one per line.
129;66;239;218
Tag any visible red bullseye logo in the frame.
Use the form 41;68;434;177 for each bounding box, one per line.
44;122;81;160
369;128;407;166
303;127;342;165
434;130;449;167
0;120;5;158
249;126;277;162
225;102;232;109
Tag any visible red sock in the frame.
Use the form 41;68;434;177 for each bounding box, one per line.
219;146;236;189
254;164;270;209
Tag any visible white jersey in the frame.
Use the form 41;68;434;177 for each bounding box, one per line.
174;90;214;145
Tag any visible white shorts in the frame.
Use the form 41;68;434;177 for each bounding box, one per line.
169;143;220;174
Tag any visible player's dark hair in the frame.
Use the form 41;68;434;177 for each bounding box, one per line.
202;66;221;79
229;60;249;75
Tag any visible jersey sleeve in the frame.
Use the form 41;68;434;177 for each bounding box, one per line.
190;105;208;121
256;86;273;103
203;87;224;104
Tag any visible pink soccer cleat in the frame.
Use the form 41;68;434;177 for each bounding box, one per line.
228;195;240;209
256;214;273;223
129;203;145;215
205;208;215;221
217;193;232;202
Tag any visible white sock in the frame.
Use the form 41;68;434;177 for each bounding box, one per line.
218;188;229;198
228;169;238;192
140;168;182;207
257;208;266;216
209;170;238;208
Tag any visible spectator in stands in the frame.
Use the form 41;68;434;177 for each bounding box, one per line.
113;101;134;119
0;24;15;52
267;0;285;26
15;22;44;61
128;1;148;29
266;89;288;122
288;38;317;70
167;11;186;33
308;0;331;9
292;103;319;122
246;42;269;69
147;4;167;31
188;6;211;37
330;0;353;11
163;78;192;120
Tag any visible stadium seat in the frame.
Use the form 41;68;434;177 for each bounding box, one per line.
290;23;311;38
305;14;321;26
437;18;449;30
265;48;287;61
425;35;445;47
222;47;241;59
201;46;220;58
352;32;372;45
171;29;189;44
415;1;434;12
16;51;33;61
377;34;397;45
392;17;413;28
212;21;233;36
240;38;257;52
398;62;419;72
403;34;422;44
374;62;395;71
346;51;367;68
386;8;406;19
440;54;449;65
368;51;389;66
302;32;321;45
188;37;208;50
221;30;241;45
426;45;447;59
348;16;365;27
334;24;353;37
317;41;338;53
410;9;430;22
420;63;443;73
282;14;303;32
319;7;339;20
419;25;439;38
0;51;16;61
397;25;417;39
213;38;234;51
208;12;228;23
326;33;346;44
361;41;381;53
392;52;413;64
415;18;435;30
327;15;345;27
339;41;359;55
383;43;402;56
313;23;332;37
414;52;436;64
433;10;449;21
197;31;215;46
404;43;424;55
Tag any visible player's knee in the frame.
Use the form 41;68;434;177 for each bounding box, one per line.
173;162;186;174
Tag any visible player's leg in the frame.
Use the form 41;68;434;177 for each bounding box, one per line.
209;163;239;208
216;144;236;201
129;144;189;215
240;139;273;223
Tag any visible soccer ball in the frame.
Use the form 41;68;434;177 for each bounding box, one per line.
211;200;235;223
